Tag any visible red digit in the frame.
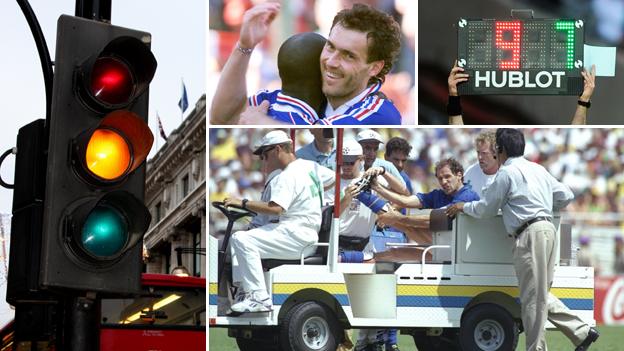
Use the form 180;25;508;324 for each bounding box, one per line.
495;21;522;70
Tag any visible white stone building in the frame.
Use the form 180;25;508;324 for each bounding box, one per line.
143;95;206;277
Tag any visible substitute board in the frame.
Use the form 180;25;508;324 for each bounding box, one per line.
457;18;585;95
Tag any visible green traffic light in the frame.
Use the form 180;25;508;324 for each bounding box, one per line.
82;205;128;257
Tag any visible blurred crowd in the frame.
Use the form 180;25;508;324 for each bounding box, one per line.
207;0;415;123
210;128;624;214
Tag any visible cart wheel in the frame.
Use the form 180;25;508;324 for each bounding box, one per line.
459;303;519;351
412;328;460;350
280;301;342;351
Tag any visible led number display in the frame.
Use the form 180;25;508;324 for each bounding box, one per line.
457;18;585;95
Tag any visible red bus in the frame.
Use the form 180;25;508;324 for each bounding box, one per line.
0;273;206;351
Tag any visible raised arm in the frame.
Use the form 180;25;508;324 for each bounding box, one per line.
378;211;430;230
364;166;408;196
372;182;422;209
570;65;596;125
448;61;468;125
209;2;280;124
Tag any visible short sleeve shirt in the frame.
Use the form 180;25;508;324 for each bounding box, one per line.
417;184;480;209
270;159;334;239
249;90;319;125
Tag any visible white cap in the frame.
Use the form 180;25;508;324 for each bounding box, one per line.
342;139;363;163
253;130;292;155
356;129;384;144
229;160;242;172
249;171;264;184
215;167;230;180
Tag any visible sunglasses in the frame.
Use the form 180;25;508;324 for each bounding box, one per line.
259;146;277;160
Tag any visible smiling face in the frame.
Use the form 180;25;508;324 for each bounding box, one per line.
436;165;464;195
320;24;383;108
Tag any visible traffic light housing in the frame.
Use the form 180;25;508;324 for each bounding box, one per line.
39;15;156;294
6;119;47;303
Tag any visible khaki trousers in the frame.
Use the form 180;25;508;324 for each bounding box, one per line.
512;221;589;351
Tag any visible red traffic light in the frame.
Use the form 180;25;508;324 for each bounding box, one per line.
90;57;134;105
80;36;156;110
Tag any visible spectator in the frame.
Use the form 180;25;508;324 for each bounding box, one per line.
296;129;337;170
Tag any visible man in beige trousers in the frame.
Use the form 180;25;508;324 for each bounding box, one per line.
446;128;599;351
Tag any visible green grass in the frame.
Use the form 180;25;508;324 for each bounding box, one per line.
209;325;624;350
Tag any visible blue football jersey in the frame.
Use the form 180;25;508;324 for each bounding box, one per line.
249;82;401;125
417;184;480;210
248;90;319;125
317;82;402;125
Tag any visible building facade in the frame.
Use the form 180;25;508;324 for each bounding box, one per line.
143;95;206;277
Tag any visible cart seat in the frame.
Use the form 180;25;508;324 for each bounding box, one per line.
262;206;333;270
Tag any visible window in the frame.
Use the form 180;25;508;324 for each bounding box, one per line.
101;285;205;327
182;174;189;198
155;202;162;222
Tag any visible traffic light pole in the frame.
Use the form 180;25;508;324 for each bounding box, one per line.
75;0;111;22
16;0;53;123
65;295;99;351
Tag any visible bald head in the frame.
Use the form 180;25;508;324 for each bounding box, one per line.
278;32;326;90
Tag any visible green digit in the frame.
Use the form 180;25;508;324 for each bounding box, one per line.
555;20;575;69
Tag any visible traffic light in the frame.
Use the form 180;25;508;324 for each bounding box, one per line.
39;15;156;294
6;119;47;303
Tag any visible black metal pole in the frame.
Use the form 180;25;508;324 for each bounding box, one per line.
16;0;53;125
218;220;237;283
67;295;99;351
75;0;111;22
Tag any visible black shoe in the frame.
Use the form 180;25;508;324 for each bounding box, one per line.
363;343;384;351
224;308;243;317
575;327;600;351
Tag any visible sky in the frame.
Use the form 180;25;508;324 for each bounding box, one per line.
0;0;206;215
0;0;205;327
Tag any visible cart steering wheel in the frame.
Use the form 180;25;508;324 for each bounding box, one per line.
211;201;257;221
212;201;257;289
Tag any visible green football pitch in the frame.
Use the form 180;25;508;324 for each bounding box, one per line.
209;325;623;350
